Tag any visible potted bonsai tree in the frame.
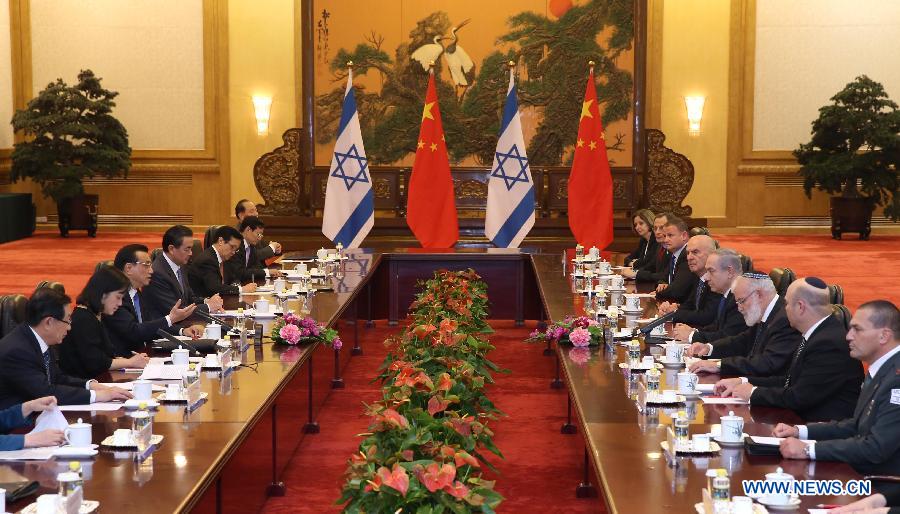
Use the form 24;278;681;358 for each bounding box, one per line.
10;69;131;237
794;75;900;240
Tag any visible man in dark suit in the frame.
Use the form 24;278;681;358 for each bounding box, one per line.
622;212;669;283
717;277;863;422
143;225;224;321
235;199;282;262
654;216;697;303
225;216;282;285
657;234;721;327
0;288;131;409
689;272;800;376
674;248;747;342
104;244;201;356
188;226;258;298
772;300;900;490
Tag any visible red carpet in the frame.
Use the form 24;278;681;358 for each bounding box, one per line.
261;321;602;513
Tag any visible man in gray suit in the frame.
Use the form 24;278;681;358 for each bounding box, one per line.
774;300;900;481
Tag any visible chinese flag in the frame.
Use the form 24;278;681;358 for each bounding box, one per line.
407;73;459;248
567;68;614;249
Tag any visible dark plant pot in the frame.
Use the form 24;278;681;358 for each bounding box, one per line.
830;196;874;240
57;194;99;238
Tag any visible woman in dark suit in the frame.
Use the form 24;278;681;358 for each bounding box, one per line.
58;267;150;379
624;209;657;268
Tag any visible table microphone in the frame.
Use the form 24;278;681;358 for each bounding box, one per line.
156;328;203;356
194;310;237;332
639;311;675;335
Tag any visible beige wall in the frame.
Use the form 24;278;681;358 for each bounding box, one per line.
228;0;298;209
30;0;205;150
657;0;730;220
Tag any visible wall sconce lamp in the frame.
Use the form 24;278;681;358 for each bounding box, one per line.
252;95;273;136
684;96;705;136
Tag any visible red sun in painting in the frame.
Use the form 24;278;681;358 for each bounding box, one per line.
548;0;573;18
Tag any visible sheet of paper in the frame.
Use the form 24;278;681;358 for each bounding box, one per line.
97;382;165;392
138;364;188;380
28;407;68;434
0;447;55;461
58;403;125;412
700;396;749;405
152;335;191;343
808;510;829;514
749;436;786;446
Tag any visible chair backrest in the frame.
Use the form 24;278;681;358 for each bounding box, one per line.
768;267;796;297
689;226;710;237
832;304;852;330
34;281;66;296
150;248;163;262
739;254;754;273
828;284;845;306
0;294;28;337
203;225;224;249
95;260;113;272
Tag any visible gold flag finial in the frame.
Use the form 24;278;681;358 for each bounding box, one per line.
507;60;515;68
428;61;435;74
346;60;354;68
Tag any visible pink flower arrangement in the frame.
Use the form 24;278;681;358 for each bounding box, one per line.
569;327;591;347
279;323;302;345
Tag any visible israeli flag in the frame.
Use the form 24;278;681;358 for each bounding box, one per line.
485;72;535;248
322;70;374;248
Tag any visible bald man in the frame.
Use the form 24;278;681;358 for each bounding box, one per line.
773;301;900;495
657;235;721;327
717;277;863;422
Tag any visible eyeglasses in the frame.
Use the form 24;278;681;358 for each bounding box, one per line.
53;317;72;326
133;261;152;268
734;290;757;306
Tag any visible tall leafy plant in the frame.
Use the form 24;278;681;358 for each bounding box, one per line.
10;69;131;202
794;75;900;221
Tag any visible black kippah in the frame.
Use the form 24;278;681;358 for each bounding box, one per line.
805;276;828;289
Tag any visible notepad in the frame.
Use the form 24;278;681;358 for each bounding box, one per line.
138;364;189;380
58;403;126;412
748;436;786;446
0;448;55;461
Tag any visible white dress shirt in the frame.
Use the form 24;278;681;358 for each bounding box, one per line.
29;327;96;402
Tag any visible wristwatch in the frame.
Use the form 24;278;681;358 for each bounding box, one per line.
803;443;811;458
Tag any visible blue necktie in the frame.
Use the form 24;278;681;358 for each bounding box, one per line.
717;296;727;321
245;244;251;266
42;350;52;385
694;281;706;309
176;267;185;292
132;291;143;324
668;254;677;284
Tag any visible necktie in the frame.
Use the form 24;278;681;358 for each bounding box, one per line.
132;292;143;324
668;254;677;284
785;337;807;387
694;281;706;310
175;267;185;292
750;321;766;356
245;244;251;266
717;295;727;322
42;350;52;385
862;372;873;389
219;261;225;284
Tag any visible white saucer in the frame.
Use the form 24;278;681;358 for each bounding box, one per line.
757;496;801;510
123;399;159;409
657;358;684;368
53;445;99;458
607;287;626;293
712;434;747;447
621;308;643;314
678;389;703;398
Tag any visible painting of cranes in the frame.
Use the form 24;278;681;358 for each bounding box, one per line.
310;0;636;170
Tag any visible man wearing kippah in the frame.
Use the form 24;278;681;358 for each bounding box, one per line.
716;277;863;422
688;271;800;377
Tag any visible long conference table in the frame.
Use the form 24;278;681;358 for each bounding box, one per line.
2;249;865;512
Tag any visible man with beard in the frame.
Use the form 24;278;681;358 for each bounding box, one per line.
688;272;801;376
716;277;862;422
